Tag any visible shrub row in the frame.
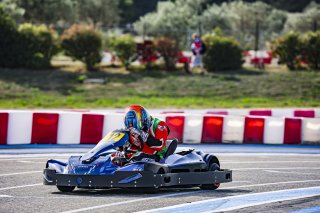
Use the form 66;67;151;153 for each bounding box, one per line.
0;7;103;70
272;31;320;70
0;7;59;69
1;7;244;71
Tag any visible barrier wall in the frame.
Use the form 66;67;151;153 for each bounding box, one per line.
0;110;319;145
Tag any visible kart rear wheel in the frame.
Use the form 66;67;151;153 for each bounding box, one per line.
57;185;75;192
200;163;220;190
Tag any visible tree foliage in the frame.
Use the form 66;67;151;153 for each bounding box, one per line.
1;0;120;27
134;1;288;49
284;2;320;33
134;0;205;47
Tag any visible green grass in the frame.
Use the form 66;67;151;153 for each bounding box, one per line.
0;65;319;108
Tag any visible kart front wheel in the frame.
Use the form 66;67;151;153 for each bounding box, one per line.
200;163;220;190
57;185;75;192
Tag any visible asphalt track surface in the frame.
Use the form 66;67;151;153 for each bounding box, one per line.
0;144;320;213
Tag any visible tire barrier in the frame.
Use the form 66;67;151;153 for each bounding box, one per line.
0;110;319;145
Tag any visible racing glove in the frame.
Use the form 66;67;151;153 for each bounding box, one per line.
112;151;125;158
127;127;148;150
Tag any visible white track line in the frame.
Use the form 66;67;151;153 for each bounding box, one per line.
0;154;80;158
223;161;320;164
137;186;320;213
0;183;42;191
0;195;13;198
216;153;320;157
223;180;320;190
264;170;319;175
59;179;320;213
0;171;42;177
233;167;320;171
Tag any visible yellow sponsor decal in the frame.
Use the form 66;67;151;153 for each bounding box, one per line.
102;132;125;142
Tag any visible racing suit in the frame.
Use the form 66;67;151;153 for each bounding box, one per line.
129;117;170;162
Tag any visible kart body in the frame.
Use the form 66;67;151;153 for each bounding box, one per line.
43;129;232;192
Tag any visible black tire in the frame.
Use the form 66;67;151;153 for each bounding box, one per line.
57;185;75;192
200;163;221;190
204;154;220;167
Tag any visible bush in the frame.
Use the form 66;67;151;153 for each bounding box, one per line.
0;6;20;68
109;34;136;69
61;25;102;70
0;8;59;69
154;36;179;71
302;31;320;70
271;32;302;70
18;23;59;69
202;34;243;71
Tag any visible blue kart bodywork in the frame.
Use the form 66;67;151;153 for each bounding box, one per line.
43;129;232;192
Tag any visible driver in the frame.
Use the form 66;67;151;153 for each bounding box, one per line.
123;105;170;162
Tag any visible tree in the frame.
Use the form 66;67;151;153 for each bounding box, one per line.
134;0;205;48
284;2;320;33
77;0;120;27
200;4;233;34
0;0;24;21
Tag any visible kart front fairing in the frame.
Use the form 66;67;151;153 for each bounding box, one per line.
47;129;134;175
46;129;207;176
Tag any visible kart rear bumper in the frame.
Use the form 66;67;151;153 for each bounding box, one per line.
43;168;232;188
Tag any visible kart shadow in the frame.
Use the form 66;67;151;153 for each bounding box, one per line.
51;187;251;197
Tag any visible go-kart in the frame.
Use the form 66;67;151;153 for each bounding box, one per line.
43;129;232;192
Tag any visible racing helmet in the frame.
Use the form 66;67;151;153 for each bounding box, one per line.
124;105;151;131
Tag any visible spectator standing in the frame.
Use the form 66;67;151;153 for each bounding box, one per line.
191;33;205;73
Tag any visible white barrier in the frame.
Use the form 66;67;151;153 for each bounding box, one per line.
7;111;33;145
302;118;320;144
103;113;124;136
57;112;82;145
183;114;203;144
222;116;245;143
264;117;285;144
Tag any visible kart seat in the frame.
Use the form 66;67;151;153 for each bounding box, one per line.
164;139;178;158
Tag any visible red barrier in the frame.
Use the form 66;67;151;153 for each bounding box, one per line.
243;117;265;144
31;113;59;144
206;111;228;115
284;118;302;144
249;110;272;116
0;113;9;145
294;110;315;118
201;116;224;143
80;114;104;144
166;116;185;143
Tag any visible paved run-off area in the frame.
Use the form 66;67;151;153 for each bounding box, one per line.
0;145;320;213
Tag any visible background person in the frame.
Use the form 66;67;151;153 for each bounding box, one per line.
190;33;206;72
